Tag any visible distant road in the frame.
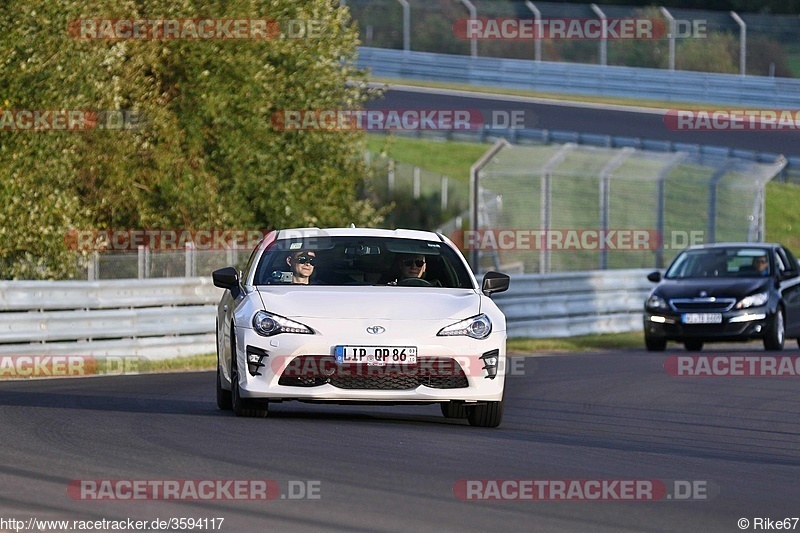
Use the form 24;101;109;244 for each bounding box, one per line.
2;346;799;532
368;85;800;158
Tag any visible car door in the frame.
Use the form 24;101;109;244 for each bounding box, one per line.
776;247;800;337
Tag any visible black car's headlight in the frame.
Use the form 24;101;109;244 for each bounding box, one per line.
646;295;669;311
252;311;313;336
735;292;768;310
438;314;492;339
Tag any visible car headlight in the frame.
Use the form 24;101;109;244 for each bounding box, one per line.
646;295;669;311
437;314;492;339
735;292;768;310
252;311;313;336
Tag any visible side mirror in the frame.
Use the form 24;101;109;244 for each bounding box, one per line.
779;270;800;281
647;271;662;283
482;271;510;295
213;266;241;297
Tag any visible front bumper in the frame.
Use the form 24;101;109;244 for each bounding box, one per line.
644;307;771;342
230;326;506;402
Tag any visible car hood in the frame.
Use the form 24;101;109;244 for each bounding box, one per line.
255;286;481;320
655;278;771;300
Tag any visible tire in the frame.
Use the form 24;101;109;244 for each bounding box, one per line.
466;398;504;428
684;340;703;351
230;347;269;418
764;307;785;351
645;335;667;352
216;367;232;410
440;401;468;419
215;324;232;410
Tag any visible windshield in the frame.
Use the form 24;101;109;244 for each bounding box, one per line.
253;237;475;288
665;247;771;279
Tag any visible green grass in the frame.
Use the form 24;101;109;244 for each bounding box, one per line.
0;353;216;380
367;135;488;184
508;331;644;353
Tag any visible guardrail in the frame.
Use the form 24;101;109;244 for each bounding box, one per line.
0;278;222;359
493;269;651;338
358;47;800;108
0;271;652;359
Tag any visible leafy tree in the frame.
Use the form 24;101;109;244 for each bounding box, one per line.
0;0;383;279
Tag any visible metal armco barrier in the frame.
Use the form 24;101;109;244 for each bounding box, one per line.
358;47;800;108
0;271;652;359
491;269;652;338
0;278;222;359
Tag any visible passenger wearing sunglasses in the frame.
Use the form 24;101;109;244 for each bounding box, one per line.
286;250;316;284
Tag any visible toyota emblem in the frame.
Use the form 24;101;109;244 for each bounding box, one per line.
366;326;385;334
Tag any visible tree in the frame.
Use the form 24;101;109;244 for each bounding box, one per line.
0;0;383;279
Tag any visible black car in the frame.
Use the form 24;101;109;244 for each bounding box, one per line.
644;243;800;351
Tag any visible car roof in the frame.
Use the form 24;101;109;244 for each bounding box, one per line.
274;227;444;242
684;242;780;251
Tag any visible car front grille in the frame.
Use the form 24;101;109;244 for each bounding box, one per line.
277;355;469;390
669;298;736;312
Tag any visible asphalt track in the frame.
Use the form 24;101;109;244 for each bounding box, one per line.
367;86;800;158
1;345;799;532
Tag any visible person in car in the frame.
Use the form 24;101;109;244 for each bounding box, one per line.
752;254;770;276
384;254;441;286
286;250;316;284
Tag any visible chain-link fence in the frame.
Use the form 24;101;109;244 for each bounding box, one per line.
469;141;787;274
76;247;247;280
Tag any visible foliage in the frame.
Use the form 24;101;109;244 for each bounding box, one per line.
0;0;384;279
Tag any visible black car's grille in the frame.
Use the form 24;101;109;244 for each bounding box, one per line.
669;298;736;312
277;355;469;390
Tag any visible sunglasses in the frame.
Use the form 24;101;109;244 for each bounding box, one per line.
295;255;316;265
401;259;425;268
755;258;768;263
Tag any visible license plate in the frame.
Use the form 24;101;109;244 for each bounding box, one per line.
334;346;418;366
682;313;722;324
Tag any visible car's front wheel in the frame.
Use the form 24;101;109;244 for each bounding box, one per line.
230;341;269;418
440;401;468;419
645;335;667;351
764;307;785;351
684;340;703;351
216;367;232;410
466;398;504;428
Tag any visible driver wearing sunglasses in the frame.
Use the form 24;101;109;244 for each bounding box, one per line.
383;253;429;285
286;250;316;284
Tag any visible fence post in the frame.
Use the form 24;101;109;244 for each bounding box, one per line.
185;242;197;277
441;176;448;211
413;167;421;199
388;159;395;195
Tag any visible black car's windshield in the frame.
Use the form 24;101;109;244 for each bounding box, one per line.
665;247;771;279
253;236;475;288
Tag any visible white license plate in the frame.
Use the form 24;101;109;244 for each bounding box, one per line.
334;346;417;366
682;313;723;324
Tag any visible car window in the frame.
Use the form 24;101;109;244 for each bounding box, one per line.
775;250;787;273
253;237;475;288
665;247;771;279
782;247;800;271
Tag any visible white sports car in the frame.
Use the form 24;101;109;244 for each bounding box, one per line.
213;227;510;427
